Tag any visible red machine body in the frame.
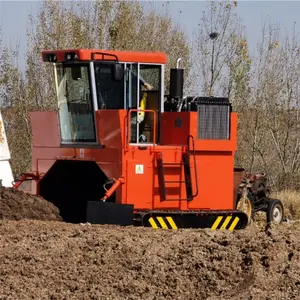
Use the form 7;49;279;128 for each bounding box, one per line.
24;48;248;230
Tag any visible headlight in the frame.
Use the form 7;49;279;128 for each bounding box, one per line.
64;52;78;61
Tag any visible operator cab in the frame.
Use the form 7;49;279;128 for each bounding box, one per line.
44;50;165;146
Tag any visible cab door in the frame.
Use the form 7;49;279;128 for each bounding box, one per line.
139;64;162;144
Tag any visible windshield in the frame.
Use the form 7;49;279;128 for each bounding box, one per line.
55;63;96;143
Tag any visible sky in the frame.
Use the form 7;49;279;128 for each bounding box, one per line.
1;0;300;71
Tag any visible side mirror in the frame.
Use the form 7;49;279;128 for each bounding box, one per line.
111;63;124;81
71;66;82;80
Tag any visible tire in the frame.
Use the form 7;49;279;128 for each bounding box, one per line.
236;192;255;223
266;199;284;224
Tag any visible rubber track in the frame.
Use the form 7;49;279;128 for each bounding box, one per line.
134;209;249;230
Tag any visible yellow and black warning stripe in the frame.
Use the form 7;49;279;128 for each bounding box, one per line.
147;215;241;230
211;216;240;231
148;216;178;230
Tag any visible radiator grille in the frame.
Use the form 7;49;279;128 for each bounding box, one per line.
197;99;231;140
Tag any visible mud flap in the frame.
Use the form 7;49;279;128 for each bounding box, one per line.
86;201;134;225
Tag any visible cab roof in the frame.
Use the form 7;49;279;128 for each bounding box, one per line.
42;49;167;64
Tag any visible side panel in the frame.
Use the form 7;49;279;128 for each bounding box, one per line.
191;112;238;152
125;158;153;209
31;146;122;199
123;147;187;210
188;151;234;210
30;111;60;147
185;111;237;210
123;146;235;211
160;112;190;145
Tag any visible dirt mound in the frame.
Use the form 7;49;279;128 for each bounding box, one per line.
0;187;62;221
0;220;299;299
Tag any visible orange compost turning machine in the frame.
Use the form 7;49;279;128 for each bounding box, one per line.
13;49;284;230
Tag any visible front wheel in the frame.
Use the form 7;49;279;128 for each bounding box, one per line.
236;193;254;224
266;199;284;224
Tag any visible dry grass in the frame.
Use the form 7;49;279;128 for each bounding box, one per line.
271;190;300;220
251;190;300;224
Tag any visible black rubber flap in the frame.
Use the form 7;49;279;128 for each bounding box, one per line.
86;201;134;225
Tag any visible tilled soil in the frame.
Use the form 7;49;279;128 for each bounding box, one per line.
0;187;62;221
0;220;300;300
0;187;299;299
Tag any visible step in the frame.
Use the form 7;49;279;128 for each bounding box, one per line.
165;197;193;201
164;180;187;183
162;162;185;166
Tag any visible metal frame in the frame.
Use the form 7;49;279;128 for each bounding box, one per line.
127;62;163;146
89;62;99;112
53;59;164;147
89;61;99;144
53;62;99;146
123;63;128;110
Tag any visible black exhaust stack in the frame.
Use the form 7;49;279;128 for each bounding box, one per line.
169;58;184;100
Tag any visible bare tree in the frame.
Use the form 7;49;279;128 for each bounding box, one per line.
0;25;32;175
4;0;300;192
4;0;192;175
190;0;249;101
238;20;300;190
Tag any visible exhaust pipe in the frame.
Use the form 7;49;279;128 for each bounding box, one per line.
169;58;184;100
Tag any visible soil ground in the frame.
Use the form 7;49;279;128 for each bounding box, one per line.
0;187;61;221
1;187;300;299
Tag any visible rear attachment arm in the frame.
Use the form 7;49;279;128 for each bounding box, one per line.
87;176;132;225
101;177;124;201
13;173;40;189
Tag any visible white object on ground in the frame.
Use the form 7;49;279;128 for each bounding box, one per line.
0;111;14;187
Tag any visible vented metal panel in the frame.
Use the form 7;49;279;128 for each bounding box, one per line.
197;100;231;140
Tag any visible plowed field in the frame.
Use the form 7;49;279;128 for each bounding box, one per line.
1;187;300;299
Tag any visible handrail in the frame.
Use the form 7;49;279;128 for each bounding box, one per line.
188;135;199;198
127;109;157;151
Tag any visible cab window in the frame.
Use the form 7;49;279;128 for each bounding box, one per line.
94;63;125;109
